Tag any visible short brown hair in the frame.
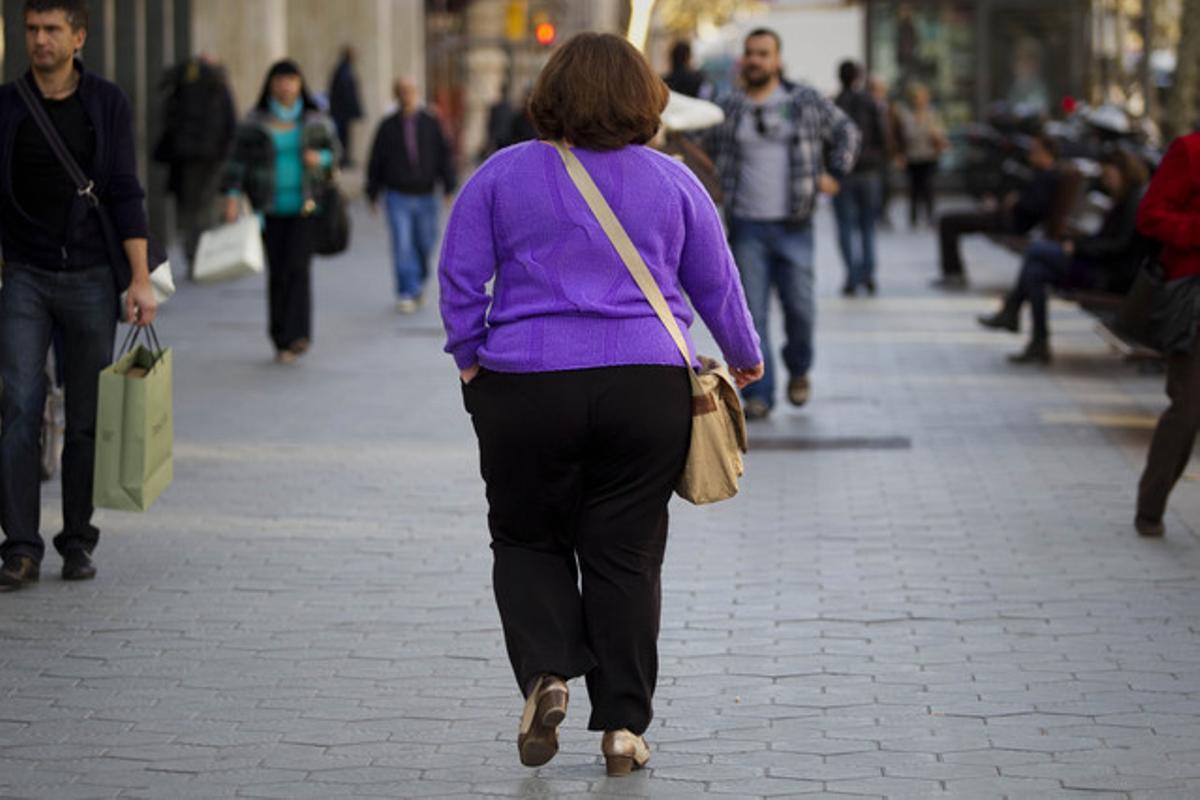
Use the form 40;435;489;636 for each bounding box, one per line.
24;0;88;30
528;32;668;151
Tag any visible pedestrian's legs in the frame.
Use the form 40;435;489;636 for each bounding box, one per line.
858;173;882;286
920;163;938;223
772;221;817;380
177;160;220;274
412;193;440;292
1018;241;1071;342
0;267;54;564
575;366;690;735
263;217;289;351
832;186;858;289
51;267;116;556
385;192;421;299
1137;336;1200;522
938;210;1001;279
282;217;315;346
729;219;775;407
464;369;599;694
907;164;921;228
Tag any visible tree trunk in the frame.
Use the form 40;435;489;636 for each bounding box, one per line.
1167;0;1200;138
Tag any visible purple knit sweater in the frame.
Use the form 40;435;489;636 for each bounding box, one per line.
439;141;761;373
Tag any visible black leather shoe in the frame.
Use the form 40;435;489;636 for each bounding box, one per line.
1135;516;1166;537
61;550;97;582
0;556;40;591
865;279;877;296
1009;340;1052;365
977;310;1019;333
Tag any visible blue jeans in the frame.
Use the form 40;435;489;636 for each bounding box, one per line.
832;172;882;289
729;218;815;408
0;264;116;563
384;191;438;300
1007;240;1073;341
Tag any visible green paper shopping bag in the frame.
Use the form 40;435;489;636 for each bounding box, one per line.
93;325;173;512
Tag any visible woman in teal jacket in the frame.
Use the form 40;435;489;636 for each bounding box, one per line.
222;60;338;364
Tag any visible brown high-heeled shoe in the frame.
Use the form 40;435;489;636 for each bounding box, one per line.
517;675;568;767
601;729;650;776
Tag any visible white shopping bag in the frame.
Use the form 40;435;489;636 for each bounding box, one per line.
193;216;264;284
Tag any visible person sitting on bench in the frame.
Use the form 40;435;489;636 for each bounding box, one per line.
935;133;1063;289
977;148;1148;364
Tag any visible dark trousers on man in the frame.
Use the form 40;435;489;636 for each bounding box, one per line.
174;159;221;273
463;365;691;735
263;216;314;352
1138;332;1200;522
0;264;116;564
938;208;1011;278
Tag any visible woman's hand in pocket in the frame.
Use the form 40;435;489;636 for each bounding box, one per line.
460;364;481;385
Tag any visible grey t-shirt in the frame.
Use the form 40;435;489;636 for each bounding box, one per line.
731;86;792;221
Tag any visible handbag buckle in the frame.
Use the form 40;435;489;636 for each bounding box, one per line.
77;180;100;208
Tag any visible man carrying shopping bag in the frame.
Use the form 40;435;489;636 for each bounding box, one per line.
0;0;158;592
92;326;172;513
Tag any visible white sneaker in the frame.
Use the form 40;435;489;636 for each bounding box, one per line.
396;298;419;314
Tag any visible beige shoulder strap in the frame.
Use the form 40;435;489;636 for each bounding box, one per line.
551;141;700;393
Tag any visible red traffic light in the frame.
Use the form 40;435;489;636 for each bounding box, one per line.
535;21;556;46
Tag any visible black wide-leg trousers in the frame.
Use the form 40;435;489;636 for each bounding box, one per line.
462;365;691;735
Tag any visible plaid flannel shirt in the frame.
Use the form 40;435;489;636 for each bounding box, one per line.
705;82;861;223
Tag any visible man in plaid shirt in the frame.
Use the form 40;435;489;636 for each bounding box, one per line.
705;28;859;420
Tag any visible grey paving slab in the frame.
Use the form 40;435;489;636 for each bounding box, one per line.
1;198;1199;799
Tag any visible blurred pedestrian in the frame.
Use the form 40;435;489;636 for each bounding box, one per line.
0;0;158;592
934;133;1061;289
978;149;1147;364
663;40;712;100
153;53;236;275
833;60;887;296
440;32;761;776
328;46;363;168
480;82;515;161
868;75;900;228
1133;132;1200;538
366;77;457;313
221;59;338;364
705;27;860;419
896;82;946;229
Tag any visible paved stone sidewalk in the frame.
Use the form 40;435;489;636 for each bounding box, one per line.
0;198;1197;800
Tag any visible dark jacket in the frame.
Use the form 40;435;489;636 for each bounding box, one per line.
0;64;148;269
834;88;886;172
1075;185;1146;276
664;68;711;100
154;58;236;166
366;110;457;201
328;60;363;124
1012;167;1061;234
220;109;339;215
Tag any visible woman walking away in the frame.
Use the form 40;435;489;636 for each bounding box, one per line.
1133;132;1200;537
222;60;338;364
896;83;946;228
978;149;1148;364
439;33;762;776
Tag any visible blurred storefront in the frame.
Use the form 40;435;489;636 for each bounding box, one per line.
865;0;1090;128
426;0;625;164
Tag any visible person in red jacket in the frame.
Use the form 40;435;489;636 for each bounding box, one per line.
1134;132;1200;537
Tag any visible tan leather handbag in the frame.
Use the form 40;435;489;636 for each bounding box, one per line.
552;142;747;505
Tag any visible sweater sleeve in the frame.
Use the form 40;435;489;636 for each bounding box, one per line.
438;165;498;370
1137;137;1200;250
103;87;149;241
674;168;762;370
